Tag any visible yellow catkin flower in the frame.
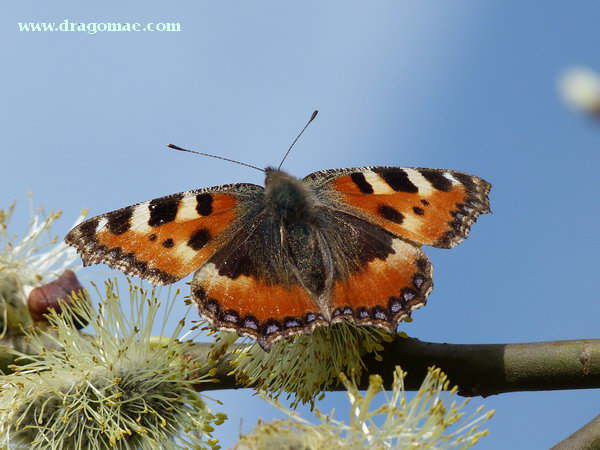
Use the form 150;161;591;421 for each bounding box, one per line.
0;200;86;335
0;280;226;449
236;366;494;450
231;322;393;408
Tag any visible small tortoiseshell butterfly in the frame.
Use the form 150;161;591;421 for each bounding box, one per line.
66;113;491;349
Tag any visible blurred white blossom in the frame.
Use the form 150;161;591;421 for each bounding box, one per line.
559;67;600;115
0;200;84;288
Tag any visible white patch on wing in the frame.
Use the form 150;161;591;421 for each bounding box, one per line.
174;241;199;263
96;217;108;232
195;262;255;297
443;172;460;185
176;195;200;222
363;171;396;194
195;262;218;282
130;202;154;234
194;263;222;297
391;238;421;261
400;214;423;235
404;168;435;196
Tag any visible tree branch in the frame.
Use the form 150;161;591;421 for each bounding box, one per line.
551;413;600;450
189;337;600;397
3;334;599;397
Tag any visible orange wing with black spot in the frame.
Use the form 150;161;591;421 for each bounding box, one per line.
305;166;491;248
65;183;263;285
312;210;433;333
328;237;433;329
190;213;327;350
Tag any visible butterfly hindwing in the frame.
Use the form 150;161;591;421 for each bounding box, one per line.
190;213;327;349
330;237;433;327
65;183;263;285
305;166;491;248
316;210;433;330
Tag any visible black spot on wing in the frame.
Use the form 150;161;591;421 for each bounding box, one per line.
388;297;404;314
106;207;133;235
220;309;240;324
262;319;282;336
419;169;452;192
305;312;319;323
204;298;220;314
148;194;183;227
283;317;303;329
193;286;208;301
373;168;418;193
196;193;213;216
241;315;259;331
74;218;99;239
356;307;370;319
217;254;254;279
413;273;426;289
378;204;404;224
453;172;478;192
413;206;425;216
162;238;174;248
371;305;388;321
416;258;429;273
188;228;211;250
350;172;374;194
402;287;417;302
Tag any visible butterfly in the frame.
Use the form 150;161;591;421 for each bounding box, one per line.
65;115;491;350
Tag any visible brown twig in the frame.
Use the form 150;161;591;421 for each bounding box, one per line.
551;413;600;450
187;336;600;397
2;334;599;397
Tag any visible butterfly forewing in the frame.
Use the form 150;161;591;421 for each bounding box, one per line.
305;166;491;248
65;183;263;285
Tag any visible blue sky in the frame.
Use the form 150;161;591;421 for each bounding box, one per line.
2;1;599;448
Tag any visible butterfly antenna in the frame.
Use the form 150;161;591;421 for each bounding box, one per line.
167;144;265;173
277;110;319;170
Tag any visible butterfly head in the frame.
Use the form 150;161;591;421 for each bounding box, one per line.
264;167;316;222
